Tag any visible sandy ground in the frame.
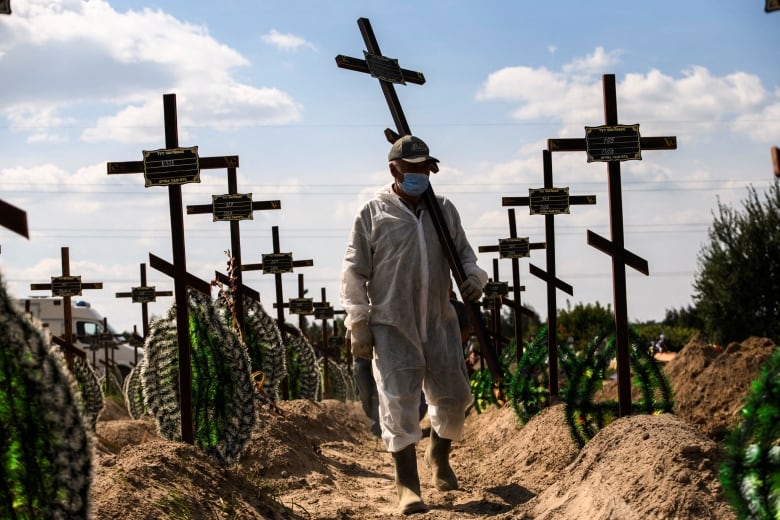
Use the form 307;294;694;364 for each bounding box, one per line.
89;335;776;519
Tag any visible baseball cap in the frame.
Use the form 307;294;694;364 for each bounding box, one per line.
388;135;440;172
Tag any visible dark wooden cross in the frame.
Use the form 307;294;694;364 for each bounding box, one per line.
106;93;236;444
29;246;103;369
548;74;677;416
336;16;502;382
244;226;312;399
115;262;173;349
313;287;347;398
187;167;281;336
502;149;597;399
478;211;544;360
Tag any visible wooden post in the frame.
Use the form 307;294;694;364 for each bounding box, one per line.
547;74;677;416
502;149;596;398
106;93;237;443
187;167;281;336
336;17;502;383
29;246;103;369
115;262;173;345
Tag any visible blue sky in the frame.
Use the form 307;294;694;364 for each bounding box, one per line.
1;1;778;335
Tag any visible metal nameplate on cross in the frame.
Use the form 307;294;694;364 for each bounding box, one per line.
115;262;173;339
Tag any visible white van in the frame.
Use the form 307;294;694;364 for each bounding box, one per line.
14;296;143;381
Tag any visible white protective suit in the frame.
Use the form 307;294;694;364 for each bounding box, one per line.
340;184;488;452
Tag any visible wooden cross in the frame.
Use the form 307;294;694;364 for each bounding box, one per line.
29;246;103;369
106;93;235;444
313;287;346;398
115;262;173;346
502;149;597;399
244;227;312;399
478;210;544;360
187;167;281;336
548;74;677;416
336;17;502;382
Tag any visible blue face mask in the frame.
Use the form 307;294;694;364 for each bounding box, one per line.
399;173;429;196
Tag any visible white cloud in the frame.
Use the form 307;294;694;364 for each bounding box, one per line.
0;0;303;144
261;29;317;52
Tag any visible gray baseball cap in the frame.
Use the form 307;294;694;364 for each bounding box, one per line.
388;135;440;172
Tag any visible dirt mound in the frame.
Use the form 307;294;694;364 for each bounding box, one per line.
520;413;735;520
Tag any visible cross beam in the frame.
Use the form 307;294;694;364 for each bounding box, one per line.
0;199;28;240
503;149;596;398
30;246;103;369
548;74;677;416
187;167;281;335
336;17;502;382
115;262;173;343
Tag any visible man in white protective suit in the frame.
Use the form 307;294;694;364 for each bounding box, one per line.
340;135;488;515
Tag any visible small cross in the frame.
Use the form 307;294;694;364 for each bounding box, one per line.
312;287;346;398
29;246;103;369
187;167;281;336
548;74;677;416
115;262;173;344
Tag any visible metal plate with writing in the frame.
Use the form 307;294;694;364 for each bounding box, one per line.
289;298;314;315
529;187;570;215
131;286;157;303
212;193;253;221
483;281;509;299
585;125;641;162
314;306;335;320
364;51;405;84
142;146;200;187
261;253;294;274
52;276;82;297
499;238;530;259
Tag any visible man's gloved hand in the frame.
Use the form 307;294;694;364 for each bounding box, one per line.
459;274;484;302
349;321;374;359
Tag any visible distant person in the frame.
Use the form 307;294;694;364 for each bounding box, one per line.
341;135;487;514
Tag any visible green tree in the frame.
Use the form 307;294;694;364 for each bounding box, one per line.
693;181;780;345
556;300;614;351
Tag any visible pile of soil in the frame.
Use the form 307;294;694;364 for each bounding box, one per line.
89;335;777;519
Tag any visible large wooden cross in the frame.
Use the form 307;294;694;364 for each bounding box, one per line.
187;167;281;336
336;17;502;382
502;150;597;398
478;209;544;360
115;262;173;344
106;93;235;443
548;74;677;416
29;246;103;369
244;226;313;399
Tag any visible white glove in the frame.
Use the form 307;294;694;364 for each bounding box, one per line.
459;274;483;302
349;321;374;359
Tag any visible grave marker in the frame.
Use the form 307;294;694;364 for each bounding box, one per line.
478;209;543;360
29;246;103;369
243;225;313;399
503;149;596;398
187;166;281;335
313;288;346;398
115;262;173;346
336;17;502;382
107;93;236;443
547;74;677;416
